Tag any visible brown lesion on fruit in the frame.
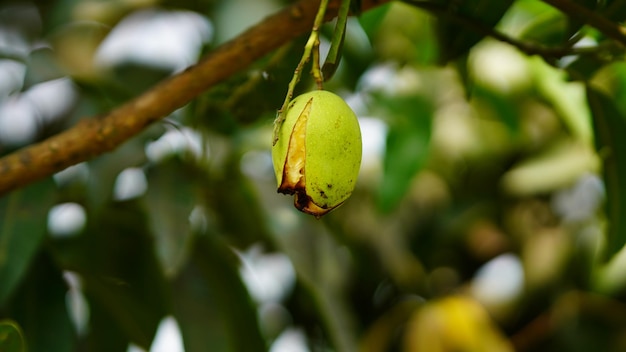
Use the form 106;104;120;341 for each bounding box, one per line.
276;97;332;219
295;192;331;219
277;97;311;194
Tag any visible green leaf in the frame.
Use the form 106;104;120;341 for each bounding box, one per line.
586;86;626;261
378;94;433;212
604;0;626;22
144;157;199;277
51;200;169;350
202;155;272;248
532;58;593;144
0;320;26;352
470;84;520;134
85;301;130;352
434;0;514;63
519;0;597;47
358;2;391;45
598;62;626;117
86;125;158;208
566;54;610;82
0;179;56;306
172;233;265;352
519;9;569;46
7;251;76;352
567;0;598;35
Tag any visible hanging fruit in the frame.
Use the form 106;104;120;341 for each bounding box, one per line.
272;90;362;218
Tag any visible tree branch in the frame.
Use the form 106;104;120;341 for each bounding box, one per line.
405;0;624;63
0;0;389;197
404;0;580;61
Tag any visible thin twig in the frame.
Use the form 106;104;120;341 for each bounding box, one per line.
404;0;597;62
542;0;626;46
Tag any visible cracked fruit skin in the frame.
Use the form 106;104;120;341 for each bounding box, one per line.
272;90;362;218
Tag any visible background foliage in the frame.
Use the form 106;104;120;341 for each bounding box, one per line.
1;0;626;351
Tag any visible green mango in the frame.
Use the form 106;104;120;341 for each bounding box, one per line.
272;90;362;218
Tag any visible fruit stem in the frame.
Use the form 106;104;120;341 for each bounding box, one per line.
312;33;323;89
273;0;329;146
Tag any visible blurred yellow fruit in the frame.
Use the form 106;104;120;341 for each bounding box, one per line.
403;295;513;352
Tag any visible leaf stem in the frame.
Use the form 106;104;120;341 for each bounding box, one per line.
322;0;351;81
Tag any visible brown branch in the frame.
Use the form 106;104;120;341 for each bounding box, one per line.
0;0;389;196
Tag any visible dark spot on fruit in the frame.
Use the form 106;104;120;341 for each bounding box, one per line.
327;184;333;189
319;190;328;199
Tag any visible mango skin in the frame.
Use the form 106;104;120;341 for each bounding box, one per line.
272;90;362;217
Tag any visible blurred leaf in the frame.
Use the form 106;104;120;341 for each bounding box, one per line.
8;251;75;352
106;62;173;97
454;55;472;99
537;292;626;352
34;0;80;34
144;157;199;277
203;154;272;248
519;0;598;48
378;94;433;212
565;0;598;36
514;0;591;52
368;3;438;65
597;62;626;116
161;0;220;14
434;0;514;63
519;10;569;46
0;179;56;306
501;139;598;196
48;21;108;80
586;86;626;261
276;223;358;352
0;320;26;352
358;3;391;44
566;54;610;82
360;299;421;352
24;47;67;87
51;200;169;350
604;0;626;22
172;233;265;352
470;84;520;134
86;124;159;208
85;300;129;352
0;4;40;58
531;58;593;144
